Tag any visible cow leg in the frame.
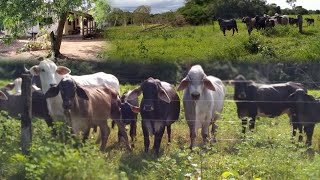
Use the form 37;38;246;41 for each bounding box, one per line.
153;125;165;155
211;122;218;143
223;29;226;36
189;125;196;150
117;129;122;143
235;27;239;33
99;122;110;151
142;121;150;153
232;28;235;36
116;121;132;151
304;124;315;146
82;128;90;143
249;117;256;131
201;125;209;144
242;118;248;134
167;125;171;144
130;121;137;147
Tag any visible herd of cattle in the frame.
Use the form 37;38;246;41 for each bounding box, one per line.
0;59;319;154
217;14;316;36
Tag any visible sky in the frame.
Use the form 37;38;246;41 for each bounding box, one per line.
109;0;320;14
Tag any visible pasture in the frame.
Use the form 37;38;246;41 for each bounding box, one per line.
104;14;320;63
1;79;320;179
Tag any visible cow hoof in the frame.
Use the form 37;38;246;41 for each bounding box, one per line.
211;138;217;144
131;143;135;148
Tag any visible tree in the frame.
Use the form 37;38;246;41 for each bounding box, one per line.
133;5;151;28
0;0;109;58
286;0;297;9
92;0;111;29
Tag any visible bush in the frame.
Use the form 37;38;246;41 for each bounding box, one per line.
244;35;262;54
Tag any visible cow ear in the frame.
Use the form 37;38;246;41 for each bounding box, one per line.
203;77;215;91
45;87;60;98
76;87;89;100
31;85;41;92
0;90;8;100
177;77;189;91
56;66;71;75
4;83;15;91
158;86;171;103
127;87;141;101
29;65;40;76
130;105;140;113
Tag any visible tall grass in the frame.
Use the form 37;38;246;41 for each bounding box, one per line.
104;15;320;63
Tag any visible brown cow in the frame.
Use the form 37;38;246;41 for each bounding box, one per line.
45;77;131;151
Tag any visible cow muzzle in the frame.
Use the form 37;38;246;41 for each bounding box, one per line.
63;101;72;109
143;104;154;112
191;93;200;100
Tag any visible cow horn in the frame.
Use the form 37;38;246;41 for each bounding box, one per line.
24;65;30;73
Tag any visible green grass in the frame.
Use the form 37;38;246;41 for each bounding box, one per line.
1;81;320;179
104;14;320;63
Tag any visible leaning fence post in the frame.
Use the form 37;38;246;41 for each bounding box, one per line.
21;74;32;155
297;14;303;33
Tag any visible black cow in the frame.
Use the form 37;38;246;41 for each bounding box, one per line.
127;77;180;155
232;75;305;141
305;18;315;26
265;19;275;28
112;90;139;147
289;17;298;26
218;18;238;36
255;16;267;30
288;89;319;146
0;88;53;127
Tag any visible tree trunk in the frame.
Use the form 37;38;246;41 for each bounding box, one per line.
50;12;67;58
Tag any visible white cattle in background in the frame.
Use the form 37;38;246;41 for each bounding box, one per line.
29;59;120;122
177;65;226;149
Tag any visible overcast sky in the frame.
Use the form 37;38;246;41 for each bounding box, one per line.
109;0;320;14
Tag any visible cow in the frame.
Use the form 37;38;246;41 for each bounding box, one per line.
45;77;131;151
29;59;120;124
255;16;267;30
265;19;275;28
289;17;298;26
111;90;139;147
217;18;238;36
126;77;180;155
305;18;315;26
288;89;319;146
242;16;256;35
0;86;53;127
231;75;306;141
12;64;42;90
177;65;226;149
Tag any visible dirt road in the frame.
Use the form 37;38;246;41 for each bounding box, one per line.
0;38;109;61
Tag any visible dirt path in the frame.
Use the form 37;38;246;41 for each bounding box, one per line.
0;38;109;61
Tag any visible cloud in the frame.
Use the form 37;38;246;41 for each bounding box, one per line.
109;0;185;14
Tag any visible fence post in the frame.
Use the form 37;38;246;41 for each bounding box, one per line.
297;14;303;33
21;74;32;155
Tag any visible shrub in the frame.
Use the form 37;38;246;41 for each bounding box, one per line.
244;35;262;54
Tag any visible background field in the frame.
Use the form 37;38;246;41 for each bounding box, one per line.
1;79;320;179
104;15;320;63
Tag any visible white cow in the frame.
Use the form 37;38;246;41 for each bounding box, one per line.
177;65;225;149
29;59;120;122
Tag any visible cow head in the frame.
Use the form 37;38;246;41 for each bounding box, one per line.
177;65;215;100
0;90;8;101
127;77;170;112
230;75;251;100
45;77;88;110
288;89;314;105
29;59;71;94
120;90;139;121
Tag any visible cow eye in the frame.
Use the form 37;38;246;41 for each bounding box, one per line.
41;69;45;72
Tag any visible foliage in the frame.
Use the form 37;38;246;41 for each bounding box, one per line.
91;0;111;28
133;5;151;27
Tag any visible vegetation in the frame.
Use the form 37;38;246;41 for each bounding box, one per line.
104;15;320;63
0;81;320;179
0;0;109;58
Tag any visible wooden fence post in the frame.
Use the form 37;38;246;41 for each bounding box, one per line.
297;14;303;33
21;74;32;155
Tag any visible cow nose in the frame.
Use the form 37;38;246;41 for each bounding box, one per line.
143;105;154;112
191;93;200;100
63;101;72;109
